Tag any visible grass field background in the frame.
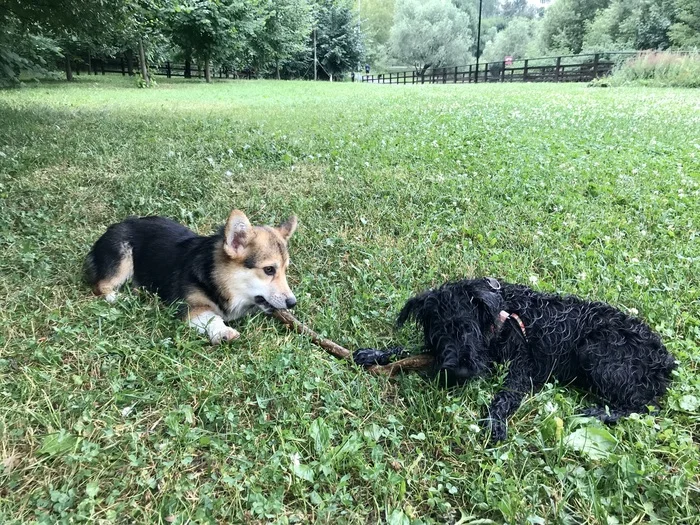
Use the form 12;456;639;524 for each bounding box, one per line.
1;77;699;524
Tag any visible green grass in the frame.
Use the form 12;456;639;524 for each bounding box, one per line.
1;76;699;524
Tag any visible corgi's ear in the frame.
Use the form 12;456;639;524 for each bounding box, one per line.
223;209;251;259
277;215;297;241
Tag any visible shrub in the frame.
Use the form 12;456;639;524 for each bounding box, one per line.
608;50;700;87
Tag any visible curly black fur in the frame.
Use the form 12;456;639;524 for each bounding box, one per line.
396;278;676;441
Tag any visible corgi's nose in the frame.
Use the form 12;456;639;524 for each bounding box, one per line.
286;297;297;309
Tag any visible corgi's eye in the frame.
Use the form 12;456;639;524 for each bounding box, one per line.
263;266;276;276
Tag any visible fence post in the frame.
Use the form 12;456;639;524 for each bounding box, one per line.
166;61;171;78
501;61;506;82
469;64;473;83
121;57;125;76
555;56;561;82
404;71;406;84
592;53;600;79
453;66;457;83
442;67;446;84
484;62;488;82
523;59;529;81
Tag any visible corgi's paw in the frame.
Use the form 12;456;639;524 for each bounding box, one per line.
210;326;240;345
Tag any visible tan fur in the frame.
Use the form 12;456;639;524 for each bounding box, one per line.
211;212;297;318
93;244;133;298
184;290;223;317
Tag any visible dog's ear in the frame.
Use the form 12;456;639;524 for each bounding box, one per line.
277;215;297;241
223;209;252;259
468;281;503;316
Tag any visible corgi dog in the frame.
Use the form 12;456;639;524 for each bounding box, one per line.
85;210;297;344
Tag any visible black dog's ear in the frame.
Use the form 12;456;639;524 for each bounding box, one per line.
468;279;503;315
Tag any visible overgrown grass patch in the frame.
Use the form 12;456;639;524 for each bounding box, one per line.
608;51;700;88
1;77;699;523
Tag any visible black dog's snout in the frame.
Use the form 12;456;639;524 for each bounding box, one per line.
285;297;297;309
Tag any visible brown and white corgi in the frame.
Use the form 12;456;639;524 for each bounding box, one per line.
85;210;297;344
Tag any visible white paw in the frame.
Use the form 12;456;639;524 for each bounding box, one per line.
210;326;240;345
104;292;118;303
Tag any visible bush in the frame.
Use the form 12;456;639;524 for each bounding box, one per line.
609;51;700;87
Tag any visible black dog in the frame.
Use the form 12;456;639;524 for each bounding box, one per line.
390;277;676;441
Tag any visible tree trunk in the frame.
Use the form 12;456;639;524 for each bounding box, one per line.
204;57;211;83
184;53;192;78
313;28;317;81
276;60;280;80
65;54;73;81
87;51;92;74
125;49;134;76
138;38;149;85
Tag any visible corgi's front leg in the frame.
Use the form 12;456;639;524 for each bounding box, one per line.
187;308;240;345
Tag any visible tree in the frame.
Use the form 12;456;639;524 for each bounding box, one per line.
0;0;129;84
165;0;237;83
582;0;637;50
500;0;538;19
389;0;473;76
635;0;672;49
254;0;313;78
360;0;395;69
581;0;673;51
669;0;700;48
540;0;610;53
315;0;363;81
482;17;543;62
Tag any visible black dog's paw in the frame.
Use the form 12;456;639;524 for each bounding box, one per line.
353;346;407;367
483;418;508;443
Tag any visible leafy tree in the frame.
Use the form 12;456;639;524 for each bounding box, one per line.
635;0;672;49
254;0;313;78
0;19;60;86
164;0;237;83
389;0;473;75
669;0;700;48
362;0;395;48
315;0;363;81
582;0;672;51
582;0;637;50
482;17;542;62
360;0;395;69
0;0;128;83
540;0;610;53
500;0;538;19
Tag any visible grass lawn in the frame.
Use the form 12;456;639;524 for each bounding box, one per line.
1;76;699;524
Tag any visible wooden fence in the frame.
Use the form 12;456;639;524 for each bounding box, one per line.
361;52;637;85
66;57;254;79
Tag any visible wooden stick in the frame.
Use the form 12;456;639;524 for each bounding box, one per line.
272;309;351;360
272;309;434;376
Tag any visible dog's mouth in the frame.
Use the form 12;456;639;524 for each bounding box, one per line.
254;295;276;313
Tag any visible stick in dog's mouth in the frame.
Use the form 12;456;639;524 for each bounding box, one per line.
254;295;275;313
272;309;434;376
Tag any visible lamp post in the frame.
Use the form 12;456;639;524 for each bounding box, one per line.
474;0;483;83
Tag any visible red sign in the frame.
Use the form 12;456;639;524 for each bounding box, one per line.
505;56;513;65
